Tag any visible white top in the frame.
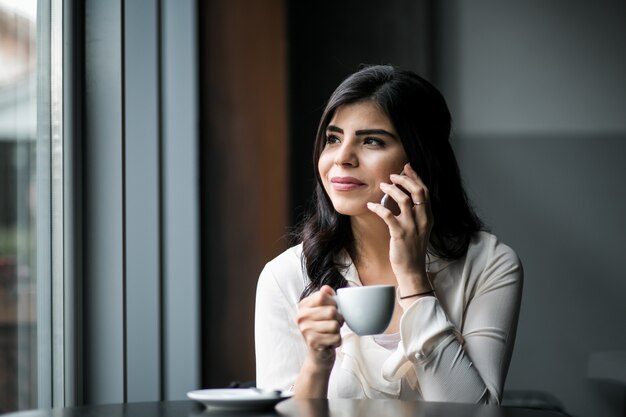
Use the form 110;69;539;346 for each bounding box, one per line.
255;232;523;404
372;332;401;350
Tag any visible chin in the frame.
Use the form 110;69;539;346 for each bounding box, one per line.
332;202;366;216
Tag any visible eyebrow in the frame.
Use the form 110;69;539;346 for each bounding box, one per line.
326;125;397;139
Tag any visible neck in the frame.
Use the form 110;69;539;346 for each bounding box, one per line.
350;213;395;285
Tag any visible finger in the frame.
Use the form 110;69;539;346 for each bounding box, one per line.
318;285;337;305
301;325;342;346
402;163;430;200
311;333;342;350
402;163;422;184
299;286;338;308
380;183;423;226
297;305;341;323
302;319;342;335
319;285;335;295
366;201;401;229
380;182;413;213
382;178;431;235
390;173;429;207
410;187;428;210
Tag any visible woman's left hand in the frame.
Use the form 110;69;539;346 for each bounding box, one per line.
366;163;434;296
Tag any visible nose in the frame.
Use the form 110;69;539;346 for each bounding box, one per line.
334;140;358;167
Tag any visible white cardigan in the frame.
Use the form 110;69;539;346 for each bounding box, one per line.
255;232;523;403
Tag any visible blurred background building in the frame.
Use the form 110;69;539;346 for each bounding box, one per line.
1;1;625;416
0;0;37;412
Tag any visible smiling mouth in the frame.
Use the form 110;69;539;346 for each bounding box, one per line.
330;177;365;191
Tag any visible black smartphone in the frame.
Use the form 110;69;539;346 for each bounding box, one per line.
380;171;410;216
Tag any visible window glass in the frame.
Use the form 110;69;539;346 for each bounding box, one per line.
0;0;39;412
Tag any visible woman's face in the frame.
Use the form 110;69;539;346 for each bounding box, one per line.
318;100;408;216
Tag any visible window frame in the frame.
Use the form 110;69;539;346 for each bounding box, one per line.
36;0;82;407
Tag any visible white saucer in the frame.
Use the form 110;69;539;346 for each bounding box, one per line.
187;388;291;411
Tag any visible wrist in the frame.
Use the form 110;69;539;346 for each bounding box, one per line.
399;288;434;300
396;281;435;310
396;272;431;295
304;350;335;374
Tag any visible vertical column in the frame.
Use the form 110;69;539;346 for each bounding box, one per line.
83;0;125;404
63;0;85;406
50;0;65;406
124;0;162;402
36;0;53;408
161;0;200;399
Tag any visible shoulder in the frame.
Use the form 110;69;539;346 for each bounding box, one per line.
262;243;304;280
257;243;307;303
468;231;521;264
466;231;523;287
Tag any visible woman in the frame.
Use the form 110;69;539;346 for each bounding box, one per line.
255;65;523;403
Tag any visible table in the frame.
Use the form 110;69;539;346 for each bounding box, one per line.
3;399;566;417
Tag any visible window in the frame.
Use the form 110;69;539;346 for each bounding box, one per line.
0;0;39;412
2;0;203;408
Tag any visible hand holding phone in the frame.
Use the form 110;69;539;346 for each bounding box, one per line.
380;171;411;215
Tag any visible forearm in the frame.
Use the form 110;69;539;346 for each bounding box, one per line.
412;335;494;403
293;354;333;399
389;282;519;404
388;299;492;402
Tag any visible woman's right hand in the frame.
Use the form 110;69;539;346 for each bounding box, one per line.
296;285;344;370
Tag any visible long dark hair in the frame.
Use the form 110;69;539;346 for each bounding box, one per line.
298;65;484;298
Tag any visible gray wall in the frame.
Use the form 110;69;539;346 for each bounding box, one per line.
436;2;626;417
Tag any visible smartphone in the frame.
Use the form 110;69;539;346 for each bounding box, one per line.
380;171;410;216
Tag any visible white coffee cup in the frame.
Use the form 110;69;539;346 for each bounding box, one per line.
334;285;395;336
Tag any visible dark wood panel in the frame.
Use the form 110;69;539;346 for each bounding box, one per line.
199;0;288;388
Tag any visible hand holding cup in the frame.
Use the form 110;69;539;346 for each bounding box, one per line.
297;286;344;368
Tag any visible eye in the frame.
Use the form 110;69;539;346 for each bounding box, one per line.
363;137;385;147
325;134;340;144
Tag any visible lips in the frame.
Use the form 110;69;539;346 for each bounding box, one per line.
330;176;365;191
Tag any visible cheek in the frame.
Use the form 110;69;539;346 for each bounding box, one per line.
365;156;403;179
382;152;408;175
317;156;331;194
317;152;332;177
